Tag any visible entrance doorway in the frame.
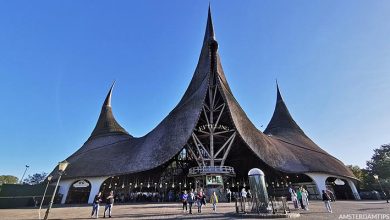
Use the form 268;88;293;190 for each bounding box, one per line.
66;179;91;204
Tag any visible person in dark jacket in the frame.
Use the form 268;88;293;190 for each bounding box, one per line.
181;190;188;212
104;191;114;218
187;189;195;214
322;190;332;213
91;192;102;218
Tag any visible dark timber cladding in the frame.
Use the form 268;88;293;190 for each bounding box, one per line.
52;7;355;180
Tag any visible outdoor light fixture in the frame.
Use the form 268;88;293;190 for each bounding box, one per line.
20;165;30;184
44;160;69;220
38;175;53;219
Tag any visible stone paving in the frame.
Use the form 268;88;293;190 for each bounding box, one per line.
0;200;389;220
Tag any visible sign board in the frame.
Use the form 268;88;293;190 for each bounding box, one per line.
206;175;223;185
73;180;90;188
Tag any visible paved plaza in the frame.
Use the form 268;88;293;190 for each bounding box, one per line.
0;200;389;220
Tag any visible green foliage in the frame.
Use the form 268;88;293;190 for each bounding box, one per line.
346;165;363;181
23;172;48;185
0;175;19;185
348;144;390;191
366;144;390;179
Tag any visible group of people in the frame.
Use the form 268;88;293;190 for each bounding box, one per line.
180;188;219;214
289;185;336;213
91;191;114;218
289;186;310;211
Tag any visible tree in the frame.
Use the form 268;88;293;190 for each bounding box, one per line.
23;172;48;185
366;144;390;179
0;175;19;185
365;144;390;190
347;165;363;181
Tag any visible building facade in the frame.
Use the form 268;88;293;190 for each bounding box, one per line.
50;8;360;204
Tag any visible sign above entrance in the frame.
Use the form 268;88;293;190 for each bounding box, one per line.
73;180;90;188
206;175;223;185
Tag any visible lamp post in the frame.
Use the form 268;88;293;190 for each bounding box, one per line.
373;174;385;200
38;175;53;219
43;160;69;220
19;165;30;184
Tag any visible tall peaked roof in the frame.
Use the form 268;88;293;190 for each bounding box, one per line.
264;82;305;135
204;5;215;42
89;82;130;139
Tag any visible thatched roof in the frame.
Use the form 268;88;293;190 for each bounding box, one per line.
53;7;355;180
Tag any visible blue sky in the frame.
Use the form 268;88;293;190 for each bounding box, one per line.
1;1;389;179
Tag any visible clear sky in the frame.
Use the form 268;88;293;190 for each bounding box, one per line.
1;1;389;179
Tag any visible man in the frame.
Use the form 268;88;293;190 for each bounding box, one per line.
226;188;232;203
104;191;114;218
187;189;195;214
322;190;332;213
91;192;102;218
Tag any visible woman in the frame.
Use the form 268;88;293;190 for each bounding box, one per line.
197;188;204;213
290;188;299;209
296;188;306;210
210;191;219;212
301;187;309;210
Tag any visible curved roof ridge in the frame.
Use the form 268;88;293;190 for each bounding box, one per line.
89;82;130;140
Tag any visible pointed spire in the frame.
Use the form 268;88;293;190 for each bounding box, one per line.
103;81;115;107
264;82;305;135
89;82;130;140
204;4;216;42
276;79;283;102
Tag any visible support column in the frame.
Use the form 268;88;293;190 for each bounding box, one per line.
87;177;109;204
347;179;361;200
305;173;329;200
58;179;73;204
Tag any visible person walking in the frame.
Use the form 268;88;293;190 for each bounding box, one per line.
322;190;332;213
210;191;219;212
385;189;389;203
241;188;247;212
196;188;204;213
301;187;309;210
103;191;114;218
296;188;306;210
290;188;299;209
91;192;102;218
181;190;188;213
226;188;232;203
187;189;195;214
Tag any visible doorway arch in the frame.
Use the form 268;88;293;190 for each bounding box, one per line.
66;179;92;204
